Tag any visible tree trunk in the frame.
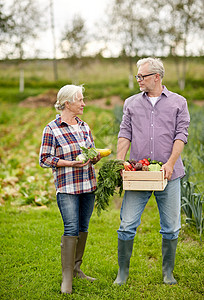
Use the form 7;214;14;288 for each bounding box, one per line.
19;69;24;92
50;0;58;81
128;57;134;89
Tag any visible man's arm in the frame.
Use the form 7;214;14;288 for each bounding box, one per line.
117;137;130;160
161;139;185;180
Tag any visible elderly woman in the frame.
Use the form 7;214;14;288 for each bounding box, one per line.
39;84;100;294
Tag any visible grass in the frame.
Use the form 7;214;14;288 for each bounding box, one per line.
1;197;204;300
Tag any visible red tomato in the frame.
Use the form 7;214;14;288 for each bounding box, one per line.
143;158;150;165
132;168;136;171
138;160;144;164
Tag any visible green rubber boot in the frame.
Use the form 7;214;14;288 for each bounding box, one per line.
114;238;134;285
73;232;96;282
162;238;178;285
61;235;77;294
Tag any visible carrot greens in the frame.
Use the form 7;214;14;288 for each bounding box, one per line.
95;159;124;215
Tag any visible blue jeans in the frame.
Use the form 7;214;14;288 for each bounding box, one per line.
117;178;181;241
57;192;95;236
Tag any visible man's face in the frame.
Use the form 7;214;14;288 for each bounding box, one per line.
137;63;157;93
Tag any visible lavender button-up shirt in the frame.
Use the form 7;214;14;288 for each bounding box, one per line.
118;86;190;180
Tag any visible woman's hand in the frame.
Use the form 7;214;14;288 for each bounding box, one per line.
57;155;101;168
90;153;101;164
71;159;91;167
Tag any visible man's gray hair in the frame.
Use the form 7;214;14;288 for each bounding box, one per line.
137;57;165;79
54;84;84;111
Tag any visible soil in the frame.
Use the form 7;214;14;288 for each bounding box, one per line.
19;89;57;108
19;90;204;109
193;100;204;107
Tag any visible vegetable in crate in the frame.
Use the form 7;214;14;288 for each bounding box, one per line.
95;159;124;215
149;163;162;171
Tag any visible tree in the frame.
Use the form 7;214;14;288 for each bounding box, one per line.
60;15;89;59
1;0;45;91
152;0;204;89
0;1;14;36
105;0;155;89
60;15;90;83
4;0;45;60
49;0;58;81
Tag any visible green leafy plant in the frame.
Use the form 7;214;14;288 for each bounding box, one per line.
95;159;124;215
181;162;204;241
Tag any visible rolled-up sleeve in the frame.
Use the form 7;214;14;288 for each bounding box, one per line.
118;100;132;141
39;125;59;168
174;99;190;144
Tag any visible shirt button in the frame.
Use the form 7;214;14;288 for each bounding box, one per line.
152;111;154;113
151;137;153;140
151;151;153;154
151;124;153;126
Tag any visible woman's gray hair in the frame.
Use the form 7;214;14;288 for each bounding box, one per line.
54;84;85;111
137;57;165;79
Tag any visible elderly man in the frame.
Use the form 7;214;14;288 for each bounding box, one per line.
114;57;190;286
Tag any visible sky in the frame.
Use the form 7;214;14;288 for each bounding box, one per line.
37;0;111;58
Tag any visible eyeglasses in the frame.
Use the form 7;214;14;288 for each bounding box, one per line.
135;73;156;81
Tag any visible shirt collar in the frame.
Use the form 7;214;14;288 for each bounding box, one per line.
56;115;84;127
142;85;170;98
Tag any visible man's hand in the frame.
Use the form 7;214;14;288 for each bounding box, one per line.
161;162;174;180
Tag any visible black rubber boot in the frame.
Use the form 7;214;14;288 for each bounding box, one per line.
61;235;77;294
162;238;178;285
114;238;134;285
73;232;96;282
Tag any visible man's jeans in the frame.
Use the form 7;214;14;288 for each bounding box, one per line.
117;178;181;241
57;192;95;236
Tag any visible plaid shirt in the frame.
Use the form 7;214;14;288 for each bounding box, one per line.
39;115;97;194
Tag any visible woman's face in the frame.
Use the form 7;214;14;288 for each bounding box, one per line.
68;91;85;115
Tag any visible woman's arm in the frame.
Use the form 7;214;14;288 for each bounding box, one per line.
56;158;90;168
39;126;59;168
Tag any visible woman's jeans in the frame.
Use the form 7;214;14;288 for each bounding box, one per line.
117;178;181;241
57;192;95;236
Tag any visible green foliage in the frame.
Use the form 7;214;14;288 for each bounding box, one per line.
95;160;124;215
181;178;204;240
180;105;204;240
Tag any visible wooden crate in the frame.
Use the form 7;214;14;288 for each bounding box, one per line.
123;170;167;191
